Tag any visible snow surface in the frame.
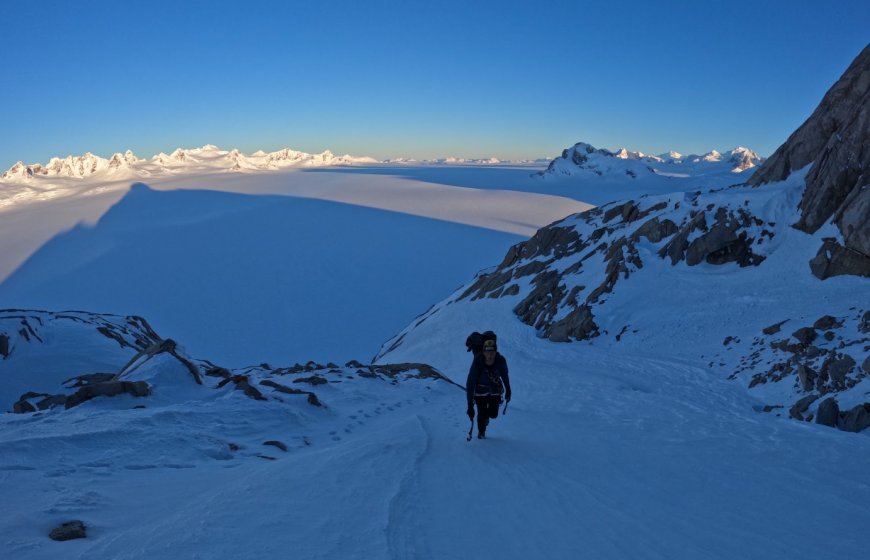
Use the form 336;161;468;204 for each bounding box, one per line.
0;159;594;367
1;148;868;559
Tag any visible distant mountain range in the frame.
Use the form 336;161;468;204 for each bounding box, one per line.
0;145;380;181
1;144;763;182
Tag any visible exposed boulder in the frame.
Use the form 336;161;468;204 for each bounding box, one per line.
792;327;817;346
789;394;819;420
813;315;843;330
797;364;817;392
809;238;870;279
49;520;87;541
838;403;870;432
825;354;857;389
816;397;840;427
548;305;599;342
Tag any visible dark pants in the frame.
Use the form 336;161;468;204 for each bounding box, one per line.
474;395;502;434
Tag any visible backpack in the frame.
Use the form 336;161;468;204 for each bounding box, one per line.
465;330;497;354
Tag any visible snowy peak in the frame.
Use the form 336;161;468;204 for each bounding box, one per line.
1;145;380;183
540;141;763;179
0;150;146;180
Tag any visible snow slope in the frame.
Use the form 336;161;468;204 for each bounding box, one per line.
1;303;868;559
1;138;866;559
0;163;595;367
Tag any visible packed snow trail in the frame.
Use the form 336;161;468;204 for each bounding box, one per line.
380;348;869;560
2;343;869;559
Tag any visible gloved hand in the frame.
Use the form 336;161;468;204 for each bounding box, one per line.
505;390;512;403
467;405;474;419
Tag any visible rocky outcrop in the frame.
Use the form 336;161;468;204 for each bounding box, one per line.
839;403;870;432
49;520;87;541
453;190;775;342
732;310;869;432
749;43;870;279
65;380;151;409
816;397;840;427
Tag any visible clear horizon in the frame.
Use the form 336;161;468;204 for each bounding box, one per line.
2;0;868;170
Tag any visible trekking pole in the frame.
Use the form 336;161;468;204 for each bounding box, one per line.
467;417;474;442
503;401;509;415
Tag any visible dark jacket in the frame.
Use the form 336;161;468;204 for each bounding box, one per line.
466;353;511;405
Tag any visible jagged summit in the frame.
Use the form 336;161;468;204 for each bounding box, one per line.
0;144;380;182
540;142;763;179
749;42;870;279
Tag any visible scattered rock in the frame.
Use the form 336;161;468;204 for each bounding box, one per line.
65;381;151;409
826;354;856;389
813;315;842;330
838;403;870;433
293;375;328;386
763;320;789;335
260;379;322;407
49;520;87;541
792;327;817;346
217;375;266;401
789;394;819;420
797;364;817;392
809;238;870;279
816;398;840;427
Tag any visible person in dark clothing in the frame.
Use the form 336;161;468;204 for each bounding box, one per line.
466;338;511;439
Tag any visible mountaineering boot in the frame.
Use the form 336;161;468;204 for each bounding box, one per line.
477;432;485;439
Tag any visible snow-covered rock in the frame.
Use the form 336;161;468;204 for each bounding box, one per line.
749;42;870;279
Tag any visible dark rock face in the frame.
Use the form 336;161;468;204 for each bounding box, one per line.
839;403;870;433
809;238;870;279
748;43;870;279
816;398;840;427
0;333;9;358
49;520;87;541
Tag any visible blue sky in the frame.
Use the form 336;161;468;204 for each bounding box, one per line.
1;0;868;167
